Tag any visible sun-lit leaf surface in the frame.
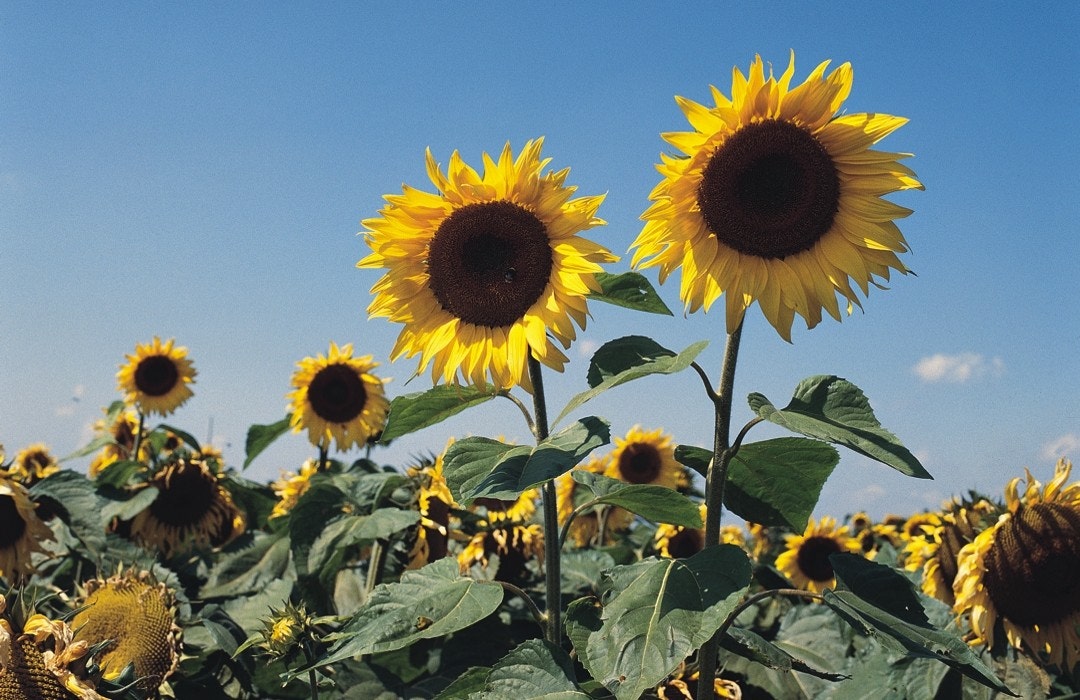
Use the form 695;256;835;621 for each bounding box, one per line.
561;550;616;595
442;437;525;502
748;376;931;479
29;470;112;552
93;459;146;488
553;339;708;427
569;470;702;528
381;384;501;441
243;414;292;469
468;639;588;699
433;668;491;700
588;271;673;316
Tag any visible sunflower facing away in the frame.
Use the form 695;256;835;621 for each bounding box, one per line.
775;515;861;593
359;138;617;390
630;53;922;340
116;337;196;416
953;459;1080;669
288;342;390;452
0;474;54;581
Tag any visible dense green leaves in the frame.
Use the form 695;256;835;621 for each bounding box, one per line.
381;384;501;441
202;531;294;598
569;470;703;529
748;376;931;479
460;640;588;700
588;271;673;316
243;414;292;469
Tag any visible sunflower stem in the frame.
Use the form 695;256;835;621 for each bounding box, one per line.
317;443;329;472
527;353;561;645
497;581;547;632
697;319;744;700
365;538;388;594
131;411;145;464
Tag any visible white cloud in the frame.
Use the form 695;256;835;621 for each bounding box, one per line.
913;353;1004;383
1042;433;1080;461
54;384;87;417
576;339;600;359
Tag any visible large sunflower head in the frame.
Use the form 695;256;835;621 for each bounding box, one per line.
0;475;54;582
116;337;196;417
71;570;181;692
631;52;922;340
288;342;390;452
7;444;59;486
359;138;617;390
775;515;861;593
604;426;686;490
954;459;1080;669
114;457;245;558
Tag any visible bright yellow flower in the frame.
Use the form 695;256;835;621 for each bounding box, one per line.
605;425;686;490
270;459;320;519
8;444;59;485
116;337;196;416
775;515;861;593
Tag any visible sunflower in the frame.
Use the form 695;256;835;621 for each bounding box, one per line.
116;337;196;417
656;663;742;699
247;602;313;661
775;516;861;593
555;455;633;548
115;457;245;558
630;53;922;341
0;475;54;581
88;409;145;477
655;504;746;559
8;444;59;485
406;444;460;569
470;489;539;525
953;459;1080;669
288;342;390;452
605;426;686;490
71;570;181;692
458;523;544;582
269;459;320;519
359;138;617;391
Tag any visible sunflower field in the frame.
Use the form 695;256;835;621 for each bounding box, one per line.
4;53;1078;700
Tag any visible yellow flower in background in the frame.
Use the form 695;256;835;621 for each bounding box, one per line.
458;523;544;582
655;504;745;559
954;459;1080;669
88;408;145;477
71;570;181;693
270;459;320;519
605;425;686;490
0;475;54;582
7;444;59;485
470;490;538;525
406;443;460;569
556;455;610;548
631;53;922;340
288;342;390;452
775;516;861;593
116;337;196;416
359;138;616;391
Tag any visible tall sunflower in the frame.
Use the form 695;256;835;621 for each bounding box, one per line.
775;516;861;593
954;459;1080;669
0;475;53;581
359;139;617;390
604;425;686;490
116;337;196;416
630;53;922;340
288;342;390;452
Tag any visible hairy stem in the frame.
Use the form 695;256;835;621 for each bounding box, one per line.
498;580;547;632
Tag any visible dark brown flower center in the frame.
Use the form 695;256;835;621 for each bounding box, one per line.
795;535;842;582
308;364;368;424
0;494;27;548
982;503;1080;627
666;527;704;559
616;443;663;485
472;497;514;513
427;201;553;328
698;119;840;259
149;462;216;527
134;355;180;397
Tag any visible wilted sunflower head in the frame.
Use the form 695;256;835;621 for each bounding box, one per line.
631;52;922;341
71;570;181;692
116;337;196;417
605;426;685;490
287;342;390;452
954;459;1080;669
656;663;742;699
470;489;539;526
458;523;544;582
0;475;54;582
8;444;59;485
115;457;245;558
775;515;861;593
359;138;617;391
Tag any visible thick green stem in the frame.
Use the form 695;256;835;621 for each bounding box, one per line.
528;353;561;645
696;320;744;700
317;442;329;472
365;539;388;594
131;411;145;463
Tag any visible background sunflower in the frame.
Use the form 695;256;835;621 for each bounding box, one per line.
116;337;196;416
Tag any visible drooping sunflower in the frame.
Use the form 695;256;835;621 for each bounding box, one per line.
0;475;54;581
116;337;196;417
953;459;1080;669
630;53;922;340
71;570;181;693
88;409;145;477
8;444;59;485
775;516;861;593
458;523;544;582
359;138;617;391
469;489;539;525
269;459;320;519
288;342;390;452
605;425;687;490
114;457;245;558
406;443;461;569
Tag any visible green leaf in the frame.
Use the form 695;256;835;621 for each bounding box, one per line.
561;550;616;595
243;415;292;470
578;546;751;700
156;423;202;451
307;509;419;583
469;639;588;699
569;471;702;528
830;553;931;628
721;627;849;682
585;335;676;388
101;485;160;522
446;417;610;502
202;531;294;598
823;589;1013;695
381;384;501;442
564;597;603;676
313;558;504;666
748;376;931;479
434;668;492;700
94;459;146;488
554;339;707;427
588;271;673;316
29;470;110;552
59;434;115;462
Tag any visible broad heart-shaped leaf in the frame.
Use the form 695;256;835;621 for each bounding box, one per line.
822;589;1013;696
381;384;501;442
444;417;610;502
588;271;673;316
243;414;292;469
201;531;294;599
570;471;702;529
466;639;588;700
575;545;751;700
553;339;708;427
586;335;675;388
830;552;930;628
313;558;504;667
748;375;931;479
674;439;838;531
307;508;419;583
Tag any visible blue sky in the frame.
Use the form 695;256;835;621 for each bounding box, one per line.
3;3;1078;520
